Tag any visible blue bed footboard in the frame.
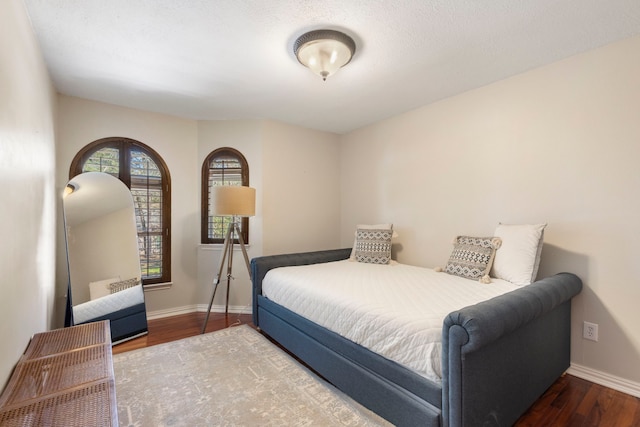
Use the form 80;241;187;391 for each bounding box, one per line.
442;272;582;426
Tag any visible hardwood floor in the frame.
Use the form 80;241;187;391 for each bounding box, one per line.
515;374;640;427
112;311;253;354
113;313;640;426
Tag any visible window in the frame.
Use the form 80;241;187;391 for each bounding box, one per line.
201;147;250;244
70;137;171;285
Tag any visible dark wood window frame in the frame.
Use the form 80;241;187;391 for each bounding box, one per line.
69;137;171;286
201;147;250;244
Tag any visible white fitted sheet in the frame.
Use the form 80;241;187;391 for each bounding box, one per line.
73;284;145;324
262;260;517;383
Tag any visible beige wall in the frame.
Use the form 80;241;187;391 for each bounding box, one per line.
67;207;140;305
196;120;263;313
261;120;342;254
56;96;200;314
55;107;342;317
340;36;640;387
195;119;341;313
0;0;57;387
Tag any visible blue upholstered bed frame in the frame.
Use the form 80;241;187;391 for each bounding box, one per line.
76;302;148;344
251;248;582;427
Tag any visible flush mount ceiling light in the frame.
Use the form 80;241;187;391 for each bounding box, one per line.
294;29;356;81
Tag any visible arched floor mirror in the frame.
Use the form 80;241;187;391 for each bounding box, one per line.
63;172;148;344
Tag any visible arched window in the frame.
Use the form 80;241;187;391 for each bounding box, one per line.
70;137;171;285
201;147;250;244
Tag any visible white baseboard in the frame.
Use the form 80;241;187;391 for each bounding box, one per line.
568;363;640;398
146;305;199;320
196;303;252;315
147;304;252;320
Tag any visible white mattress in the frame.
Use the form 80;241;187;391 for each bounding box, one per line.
262;260;517;383
73;284;145;324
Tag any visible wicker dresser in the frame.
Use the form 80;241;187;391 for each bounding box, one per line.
0;321;118;426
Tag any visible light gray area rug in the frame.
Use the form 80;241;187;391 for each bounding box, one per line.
113;325;392;426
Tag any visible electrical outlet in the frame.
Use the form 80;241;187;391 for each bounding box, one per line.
583;321;599;342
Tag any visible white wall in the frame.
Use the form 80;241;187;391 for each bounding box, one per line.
56;96;200;314
0;0;57;388
340;36;640;388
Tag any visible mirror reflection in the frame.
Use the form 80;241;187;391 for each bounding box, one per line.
64;172;148;344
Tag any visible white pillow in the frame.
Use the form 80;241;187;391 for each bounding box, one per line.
491;223;546;286
349;223;398;261
88;276;120;300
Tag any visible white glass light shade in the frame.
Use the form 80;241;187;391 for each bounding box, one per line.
294;30;356;81
209;186;256;217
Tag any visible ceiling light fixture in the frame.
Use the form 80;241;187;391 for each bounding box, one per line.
294;29;356;81
63;183;77;197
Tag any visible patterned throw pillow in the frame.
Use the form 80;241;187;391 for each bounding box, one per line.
89;276;121;300
349;223;396;261
354;228;393;264
109;277;139;294
444;236;502;282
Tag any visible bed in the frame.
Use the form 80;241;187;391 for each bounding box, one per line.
72;283;148;344
251;226;582;426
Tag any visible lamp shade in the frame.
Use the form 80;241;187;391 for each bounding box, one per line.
209;186;256;217
294;30;356;81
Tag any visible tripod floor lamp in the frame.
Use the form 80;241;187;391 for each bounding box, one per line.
201;185;256;334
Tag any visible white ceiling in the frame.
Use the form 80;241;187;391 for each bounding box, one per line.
24;0;640;134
